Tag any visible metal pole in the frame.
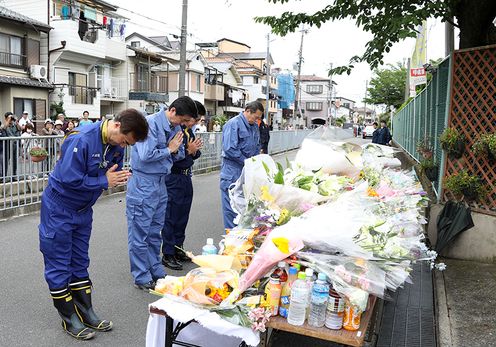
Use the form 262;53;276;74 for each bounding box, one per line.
265;33;270;122
295;27;306;125
178;0;188;97
364;80;368;122
445;18;455;57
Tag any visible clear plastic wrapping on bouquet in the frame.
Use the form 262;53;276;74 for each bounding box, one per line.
295;127;363;176
297;252;387;299
180;268;239;306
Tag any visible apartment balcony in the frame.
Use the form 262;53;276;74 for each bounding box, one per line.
98;76;127;100
68;85;98;105
204;84;225;101
129;73;169;103
50;19;106;60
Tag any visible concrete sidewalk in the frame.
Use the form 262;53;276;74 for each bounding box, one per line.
435;258;496;347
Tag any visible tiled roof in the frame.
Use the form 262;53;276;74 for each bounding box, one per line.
0;6;51;32
0;75;53;89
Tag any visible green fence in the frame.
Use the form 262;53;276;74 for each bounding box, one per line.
392;57;451;197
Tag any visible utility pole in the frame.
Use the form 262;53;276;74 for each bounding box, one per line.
178;0;188;97
295;27;307;124
327;63;332;125
265;33;271;123
364;80;368;122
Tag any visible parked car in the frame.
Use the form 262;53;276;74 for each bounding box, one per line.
362;125;376;139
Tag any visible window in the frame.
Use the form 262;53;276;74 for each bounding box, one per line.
306;85;323;94
306;102;323;111
0;33;24;68
196;74;201;92
14;98;46;132
131;41;140;48
69;72;94;104
253;76;259;84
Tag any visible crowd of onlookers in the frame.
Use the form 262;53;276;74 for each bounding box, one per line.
0;110;97;181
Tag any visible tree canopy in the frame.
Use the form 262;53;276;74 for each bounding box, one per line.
256;0;496;75
364;63;406;110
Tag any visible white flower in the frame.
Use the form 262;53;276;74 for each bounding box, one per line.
435;263;447;271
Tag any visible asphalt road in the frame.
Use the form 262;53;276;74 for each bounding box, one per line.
0;138;369;347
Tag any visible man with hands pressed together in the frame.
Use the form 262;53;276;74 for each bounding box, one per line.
126;96;198;291
39;109;148;340
161;101;205;270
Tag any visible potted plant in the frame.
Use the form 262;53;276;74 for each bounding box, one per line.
472;133;496;164
440;127;465;159
416;137;433;159
29;147;48;162
419;159;439;181
445;170;485;202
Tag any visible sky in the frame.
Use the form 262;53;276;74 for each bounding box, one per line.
114;0;458;108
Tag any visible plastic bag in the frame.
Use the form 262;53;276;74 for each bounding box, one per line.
219;228;259;269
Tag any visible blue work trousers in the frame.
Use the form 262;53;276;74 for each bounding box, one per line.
39;188;93;290
126;172;167;284
161;173;193;255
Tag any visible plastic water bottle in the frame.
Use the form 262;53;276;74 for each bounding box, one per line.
308;273;330;328
287;272;309;326
305;268;315;318
279;266;298;318
201;238;218;255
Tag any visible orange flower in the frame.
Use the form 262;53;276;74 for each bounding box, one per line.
367;187;379;197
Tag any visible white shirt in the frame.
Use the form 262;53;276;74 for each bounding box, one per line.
196;124;207;133
19;116;33;129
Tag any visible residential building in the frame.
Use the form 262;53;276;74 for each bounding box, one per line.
4;0;129;120
204;61;247;118
199;38;278;123
275;70;295;130
353;106;376;124
333;96;355;122
126;32;206;105
0;7;52;132
295;74;333;128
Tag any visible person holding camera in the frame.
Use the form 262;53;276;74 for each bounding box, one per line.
2;112;21;180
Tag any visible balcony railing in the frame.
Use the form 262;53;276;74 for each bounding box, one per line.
68;85;98;105
205;84;225;101
98;76;127;99
0;52;26;69
129;73;168;93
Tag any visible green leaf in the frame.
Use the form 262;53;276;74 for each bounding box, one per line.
262;161;271;177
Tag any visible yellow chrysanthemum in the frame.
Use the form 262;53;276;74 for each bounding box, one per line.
260;185;275;202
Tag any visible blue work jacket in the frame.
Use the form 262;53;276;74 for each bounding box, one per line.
220;112;260;182
130;108;184;175
48;121;124;211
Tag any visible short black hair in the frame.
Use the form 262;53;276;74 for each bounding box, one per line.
245;101;264;114
4;111;13;119
114;108;149;142
380;120;387;124
194;100;206;117
169;96;198;119
83;111;89;115
373;122;378;126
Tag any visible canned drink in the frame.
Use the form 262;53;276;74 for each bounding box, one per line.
327;289;344;313
342;304;361;331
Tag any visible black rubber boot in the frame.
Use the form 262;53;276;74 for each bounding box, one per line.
175;245;191;262
51;288;96;340
70;279;113;332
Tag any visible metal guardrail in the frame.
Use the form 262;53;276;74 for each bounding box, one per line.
1;130;311;212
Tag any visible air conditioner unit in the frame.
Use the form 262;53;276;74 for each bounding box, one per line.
30;65;48;79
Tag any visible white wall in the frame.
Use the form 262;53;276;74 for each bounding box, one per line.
2;0;48;24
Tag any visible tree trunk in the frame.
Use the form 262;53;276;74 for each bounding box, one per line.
454;0;496;49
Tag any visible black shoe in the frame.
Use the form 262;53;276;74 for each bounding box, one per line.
175;247;190;262
51;288;96;340
70;279;113;332
134;280;156;291
162;255;183;270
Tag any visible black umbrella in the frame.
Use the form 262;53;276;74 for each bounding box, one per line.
435;201;475;253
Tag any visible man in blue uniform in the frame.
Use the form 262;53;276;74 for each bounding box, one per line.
161;101;205;270
220;101;264;230
39;109;148;340
126;96;198;290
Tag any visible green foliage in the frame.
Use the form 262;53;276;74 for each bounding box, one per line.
364;63;406;109
472;133;496;157
419;158;437;170
445;170;485;201
416;137;433;159
211;114;228;127
50;101;65;116
256;1;496;75
440;128;465;154
29;147;48;157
